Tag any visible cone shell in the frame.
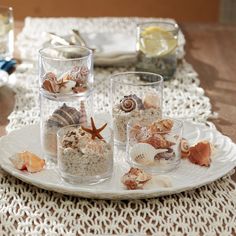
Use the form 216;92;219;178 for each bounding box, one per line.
9;151;45;173
47;103;80;128
79;101;87;126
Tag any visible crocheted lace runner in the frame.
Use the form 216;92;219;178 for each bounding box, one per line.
0;17;235;235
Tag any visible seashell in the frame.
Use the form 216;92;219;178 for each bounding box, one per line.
80;140;104;156
42;74;60;93
142;134;173;149
181;138;190;158
59;80;76;94
189;140;212;167
154;148;175;160
121;167;152;190
43;72;57;81
47;103;80;128
120;94;144;112
9;151;45;173
80;66;89;78
72;86;87;93
130;143;167;165
143;92;160;109
79;101;87;125
144;175;172;189
149;119;174;134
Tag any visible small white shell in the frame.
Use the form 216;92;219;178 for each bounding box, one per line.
59;80;76;94
144;175;172;189
130;143;167;166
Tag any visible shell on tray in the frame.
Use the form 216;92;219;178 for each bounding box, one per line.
130;143;167;165
120;94;144;112
121;167;152;190
181;138;190;158
143;92;160;109
47;103;80;127
189;140;212;167
9;151;45;173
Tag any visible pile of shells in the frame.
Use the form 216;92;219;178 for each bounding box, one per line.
129;118;178;166
41;65;89;94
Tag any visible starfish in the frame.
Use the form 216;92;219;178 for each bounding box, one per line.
81;117;107;140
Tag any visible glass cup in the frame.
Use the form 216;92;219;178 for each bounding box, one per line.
126;117;183;173
110;71;163;145
39;45;93;94
39;46;94;162
57;118;113;184
135;21;179;80
0;6;14;60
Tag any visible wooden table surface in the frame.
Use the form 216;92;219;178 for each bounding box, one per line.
0;21;236;181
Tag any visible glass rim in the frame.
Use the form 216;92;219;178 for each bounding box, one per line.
0;5;13;11
127;117;183;134
110;71;163;86
137;21;179;31
39;45;93;61
57;121;112;138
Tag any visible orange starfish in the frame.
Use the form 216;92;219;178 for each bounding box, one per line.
81;117;107;140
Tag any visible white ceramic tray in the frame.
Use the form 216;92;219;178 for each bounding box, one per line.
0;121;236;200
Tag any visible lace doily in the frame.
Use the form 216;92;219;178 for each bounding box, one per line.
0;17;235;235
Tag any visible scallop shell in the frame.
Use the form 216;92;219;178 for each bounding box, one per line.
47;103;80;128
9;151;45;173
130;143;167;165
143;92;160;109
120;94;143;112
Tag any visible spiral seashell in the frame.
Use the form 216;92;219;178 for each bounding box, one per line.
47;103;80;128
79;101;87;125
181;138;190;158
120;94;143;112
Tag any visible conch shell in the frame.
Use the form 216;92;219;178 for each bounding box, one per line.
9;151;45;173
47;103;80;128
189;140;212;167
149;119;173;133
121;167;152;190
142;134;174;149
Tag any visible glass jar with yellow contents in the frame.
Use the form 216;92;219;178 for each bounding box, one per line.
135;21;179;80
